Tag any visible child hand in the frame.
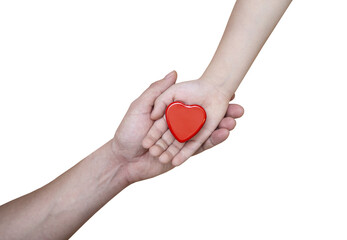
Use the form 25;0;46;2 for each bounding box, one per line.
142;72;242;166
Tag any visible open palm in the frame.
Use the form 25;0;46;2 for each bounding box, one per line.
113;71;243;183
142;77;240;166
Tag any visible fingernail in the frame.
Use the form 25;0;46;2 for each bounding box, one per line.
165;70;175;79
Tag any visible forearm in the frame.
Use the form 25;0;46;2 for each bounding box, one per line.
0;140;129;240
201;0;292;98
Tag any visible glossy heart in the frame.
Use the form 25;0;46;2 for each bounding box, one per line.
165;102;206;143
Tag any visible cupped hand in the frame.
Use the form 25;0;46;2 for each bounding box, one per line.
112;71;244;184
142;72;242;166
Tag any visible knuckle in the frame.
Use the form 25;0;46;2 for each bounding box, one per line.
149;80;161;89
163;131;173;143
129;98;139;108
166;148;175;159
149;82;156;88
147;132;158;142
156;140;168;150
172;142;182;152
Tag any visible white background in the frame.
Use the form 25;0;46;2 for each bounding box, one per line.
1;0;347;239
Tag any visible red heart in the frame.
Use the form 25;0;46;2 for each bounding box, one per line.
165;102;206;143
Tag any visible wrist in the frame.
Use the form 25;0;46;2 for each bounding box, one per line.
110;139;140;185
198;74;236;102
95;140;131;189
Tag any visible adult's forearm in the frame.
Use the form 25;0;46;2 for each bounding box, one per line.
0;140;129;240
201;0;292;98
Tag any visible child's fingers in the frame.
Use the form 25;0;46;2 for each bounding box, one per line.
193;104;242;156
149;129;175;157
142;117;168;149
163;103;242;164
195;108;238;155
171;140;201;166
194;128;230;155
171;128;211;166
158;140;185;164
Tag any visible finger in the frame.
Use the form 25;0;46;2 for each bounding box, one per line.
194;128;230;155
230;93;235;101
136;71;177;112
150;89;175;121
142;117;168;149
158;140;185;164
149;129;175;157
218;117;236;131
226;104;244;119
171;128;211;166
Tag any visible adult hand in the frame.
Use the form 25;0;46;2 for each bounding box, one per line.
0;71;243;240
142;74;243;166
113;71;243;183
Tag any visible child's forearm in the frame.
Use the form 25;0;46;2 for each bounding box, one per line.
201;0;292;98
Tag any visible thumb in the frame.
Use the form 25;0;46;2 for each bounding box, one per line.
137;70;177;108
150;88;174;120
136;71;177;112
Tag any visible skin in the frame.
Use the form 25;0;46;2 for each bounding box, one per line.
143;0;292;166
0;71;244;239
